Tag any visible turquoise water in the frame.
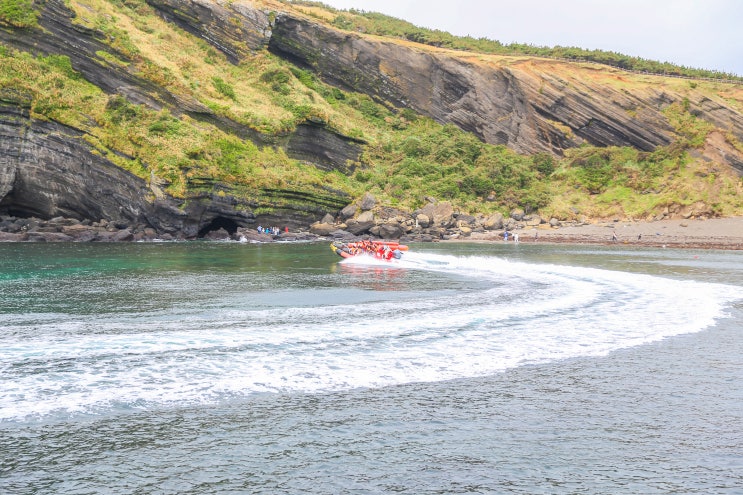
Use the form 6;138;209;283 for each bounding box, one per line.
1;241;742;494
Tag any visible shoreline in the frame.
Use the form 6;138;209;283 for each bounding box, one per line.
460;217;743;251
2;214;742;251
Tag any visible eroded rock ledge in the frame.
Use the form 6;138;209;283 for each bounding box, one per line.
0;97;347;238
0;0;364;235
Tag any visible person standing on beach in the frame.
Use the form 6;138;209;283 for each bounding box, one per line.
612;231;618;242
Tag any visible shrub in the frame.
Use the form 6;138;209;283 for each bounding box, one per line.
460;174;493;197
0;0;38;28
148;114;182;136
401;136;429;158
398;157;429;177
351;95;386;122
212;76;237;100
532;152;555;176
106;95;140;123
354;169;372;183
260;68;292;95
575;154;614;194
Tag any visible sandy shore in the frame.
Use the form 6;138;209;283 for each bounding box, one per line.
466;217;743;250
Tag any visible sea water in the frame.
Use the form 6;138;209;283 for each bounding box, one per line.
1;241;741;494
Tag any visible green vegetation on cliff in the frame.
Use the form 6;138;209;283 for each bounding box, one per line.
0;0;38;28
1;0;741;222
287;0;742;82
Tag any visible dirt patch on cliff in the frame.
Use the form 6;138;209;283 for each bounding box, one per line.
699;131;743;175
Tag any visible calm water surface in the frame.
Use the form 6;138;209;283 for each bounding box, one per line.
1;241;741;494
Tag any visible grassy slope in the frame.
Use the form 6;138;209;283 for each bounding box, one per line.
1;0;742;220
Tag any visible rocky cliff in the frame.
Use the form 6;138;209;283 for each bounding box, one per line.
146;0;743;158
1;0;742;240
0;93;259;238
0;0;356;236
266;11;743;156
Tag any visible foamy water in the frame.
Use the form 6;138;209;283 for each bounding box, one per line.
2;246;741;422
3;242;743;495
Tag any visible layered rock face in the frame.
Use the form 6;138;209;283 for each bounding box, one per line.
146;0;273;63
268;12;743;155
2;0;742;239
0;98;151;225
0;0;356;235
0;94;352;237
140;1;743;157
0;97;261;237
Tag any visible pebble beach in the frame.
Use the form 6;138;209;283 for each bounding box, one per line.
468;217;743;250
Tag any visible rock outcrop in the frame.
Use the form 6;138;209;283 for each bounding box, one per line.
143;0;743;157
0;0;356;236
0;0;363;173
146;0;273;64
268;11;743;156
1;0;742;241
0;96;345;237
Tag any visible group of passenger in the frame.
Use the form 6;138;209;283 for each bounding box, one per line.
256;225;284;235
346;240;402;260
502;230;520;242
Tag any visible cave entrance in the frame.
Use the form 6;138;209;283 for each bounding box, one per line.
198;216;239;238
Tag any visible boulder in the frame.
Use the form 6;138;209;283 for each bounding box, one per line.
339;204;357;220
356;210;375;223
0;231;26;241
377;221;405;239
431;202;454;226
345;218;374;235
456;214;476;225
482;212;504;230
525;215;542;227
309;222;337;236
426;226;446;239
26;232;74;242
236;228;273;242
113;229;135;242
510;208;525;221
359;192;377;211
415;213;430;228
330;229;355;240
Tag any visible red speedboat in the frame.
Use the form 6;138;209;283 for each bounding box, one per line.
330;240;408;261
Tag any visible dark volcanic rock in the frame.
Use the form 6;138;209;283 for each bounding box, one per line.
283;123;363;173
344;218;374;236
268;11;743;156
374;221;405;239
0;231;27;241
26;232;74;242
339;204;357;220
0;98;262;238
0;100;156;227
0;0;362;184
359;193;377;211
146;0;272;64
309;222;336;236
